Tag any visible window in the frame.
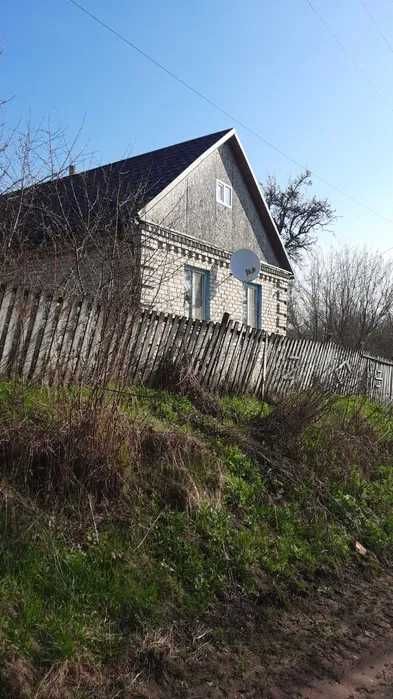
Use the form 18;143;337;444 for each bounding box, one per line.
244;283;261;329
184;266;210;320
216;179;232;208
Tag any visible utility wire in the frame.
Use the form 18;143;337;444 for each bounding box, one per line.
305;0;350;56
305;0;389;105
359;0;393;56
65;0;307;170
66;0;393;228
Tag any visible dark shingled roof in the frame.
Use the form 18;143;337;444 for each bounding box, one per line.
1;129;232;243
64;128;233;209
2;128;292;272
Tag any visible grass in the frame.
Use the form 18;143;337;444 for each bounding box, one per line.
0;381;393;696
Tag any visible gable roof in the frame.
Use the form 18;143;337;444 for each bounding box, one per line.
3;128;292;274
1;129;232;244
229;132;293;274
107;128;232;208
63;128;233;212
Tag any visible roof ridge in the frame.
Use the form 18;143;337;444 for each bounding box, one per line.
68;128;233;180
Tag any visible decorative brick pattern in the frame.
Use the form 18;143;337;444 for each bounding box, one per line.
141;226;290;334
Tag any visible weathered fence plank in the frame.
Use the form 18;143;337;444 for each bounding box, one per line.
0;283;392;404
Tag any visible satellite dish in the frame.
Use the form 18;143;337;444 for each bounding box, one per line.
230;249;260;283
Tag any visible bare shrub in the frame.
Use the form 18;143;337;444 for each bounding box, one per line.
254;387;334;449
0;110;182;320
296;397;393;481
249;390;393;491
152;353;222;417
0;384;223;514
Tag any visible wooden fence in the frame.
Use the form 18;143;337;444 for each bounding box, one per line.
0;284;392;402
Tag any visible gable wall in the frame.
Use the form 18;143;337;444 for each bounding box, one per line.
145;141;281;268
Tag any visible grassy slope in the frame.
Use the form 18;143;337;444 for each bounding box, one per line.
1;382;393;697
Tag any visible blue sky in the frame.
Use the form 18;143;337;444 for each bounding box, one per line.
2;0;393;255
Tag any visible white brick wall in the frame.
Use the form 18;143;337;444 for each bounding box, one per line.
141;226;290;335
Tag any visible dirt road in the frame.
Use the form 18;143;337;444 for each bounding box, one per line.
134;568;393;698
296;648;393;698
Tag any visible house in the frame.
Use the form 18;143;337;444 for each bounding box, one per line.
2;128;293;333
137;128;293;333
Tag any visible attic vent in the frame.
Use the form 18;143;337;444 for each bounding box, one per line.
216;179;232;208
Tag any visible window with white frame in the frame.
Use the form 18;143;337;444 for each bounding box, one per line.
184;266;210;321
216;179;232;208
244;283;261;329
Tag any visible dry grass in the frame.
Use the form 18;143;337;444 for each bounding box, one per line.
1;655;36;699
0;384;223;518
0;397;129;504
254;387;334;450
2;657;123;699
134;627;177;681
136;427;223;511
34;660;108;699
1;382;393;699
152;354;222;417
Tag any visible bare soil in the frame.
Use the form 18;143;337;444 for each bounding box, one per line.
296;647;393;697
131;565;393;698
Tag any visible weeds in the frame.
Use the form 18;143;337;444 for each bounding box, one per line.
253;387;335;451
134;627;176;681
152;353;222;417
0;381;393;696
220;394;270;423
0;383;223;516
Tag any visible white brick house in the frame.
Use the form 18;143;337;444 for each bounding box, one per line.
138;128;293;334
4;128;293;333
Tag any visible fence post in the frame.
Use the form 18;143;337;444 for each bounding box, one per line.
204;312;230;388
261;333;269;400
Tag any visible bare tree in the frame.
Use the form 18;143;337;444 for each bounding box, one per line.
0;111;183;315
0;106;198;386
263;171;335;262
292;247;393;353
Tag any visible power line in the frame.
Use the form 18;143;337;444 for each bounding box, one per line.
305;0;389;105
66;0;393;228
360;0;393;56
305;0;349;56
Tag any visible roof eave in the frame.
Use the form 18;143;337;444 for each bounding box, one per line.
228;132;293;275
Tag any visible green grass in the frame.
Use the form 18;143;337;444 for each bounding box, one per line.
0;518;182;665
220;394;271;422
0;381;393;695
122;385;195;428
